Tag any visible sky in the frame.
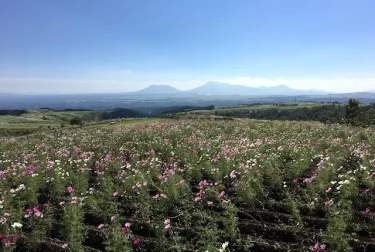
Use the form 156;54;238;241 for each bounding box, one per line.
0;0;375;94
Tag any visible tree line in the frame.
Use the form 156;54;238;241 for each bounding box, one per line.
211;100;375;126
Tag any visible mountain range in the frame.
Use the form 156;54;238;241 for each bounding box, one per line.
135;82;329;96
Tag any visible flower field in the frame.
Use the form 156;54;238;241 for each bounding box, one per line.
1;118;375;251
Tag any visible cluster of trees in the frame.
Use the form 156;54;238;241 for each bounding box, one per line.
344;99;375;126
0;109;27;116
40;108;93;112
212;100;375;126
100;108;146;120
157;105;215;115
98;106;215;120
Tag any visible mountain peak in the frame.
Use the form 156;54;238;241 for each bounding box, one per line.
135;85;180;94
187;82;327;96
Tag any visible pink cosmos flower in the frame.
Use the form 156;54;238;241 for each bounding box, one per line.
113;192;118;197
4;212;11;217
160;194;167;198
326;199;334;206
133;238;141;245
320;244;326;250
207;201;213;205
364;189;371;193
59;201;65;206
34;210;43;218
325;188;332;193
61;243;68;249
303;178;314;183
314;242;320;250
194;197;202;202
218;191;225;198
124;222;131;228
361;207;371;215
66;186;74;193
0;217;7;224
110;216;116;221
98;224;104;229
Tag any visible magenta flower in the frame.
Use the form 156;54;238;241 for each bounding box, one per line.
314;242;319;250
133;238;141;245
361;207;371;215
218;191;225;198
66;186;74;193
326;199;334;207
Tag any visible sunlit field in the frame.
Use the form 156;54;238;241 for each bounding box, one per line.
1;118;375;251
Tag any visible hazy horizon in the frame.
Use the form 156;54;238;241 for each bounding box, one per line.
1;0;374;94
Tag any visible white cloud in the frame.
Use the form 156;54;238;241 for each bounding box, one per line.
0;78;130;94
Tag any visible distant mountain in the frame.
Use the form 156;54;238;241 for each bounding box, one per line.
186;82;249;95
185;82;328;96
134;85;181;94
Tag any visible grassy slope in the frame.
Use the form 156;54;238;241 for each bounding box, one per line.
0;109;165;136
0;110;99;136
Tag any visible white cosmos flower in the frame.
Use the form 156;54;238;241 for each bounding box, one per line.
11;222;23;228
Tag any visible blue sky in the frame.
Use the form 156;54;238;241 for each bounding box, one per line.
1;0;375;94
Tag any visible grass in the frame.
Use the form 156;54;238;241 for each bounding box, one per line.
84;118;166;129
0;110;100;135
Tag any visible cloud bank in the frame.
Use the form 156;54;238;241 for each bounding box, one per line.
0;76;374;94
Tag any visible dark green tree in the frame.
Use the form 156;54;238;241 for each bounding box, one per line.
69;117;83;126
345;99;360;125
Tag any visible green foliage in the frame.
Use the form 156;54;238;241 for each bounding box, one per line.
69;117;83;125
100;108;146;120
345;99;360;125
62;204;86;251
